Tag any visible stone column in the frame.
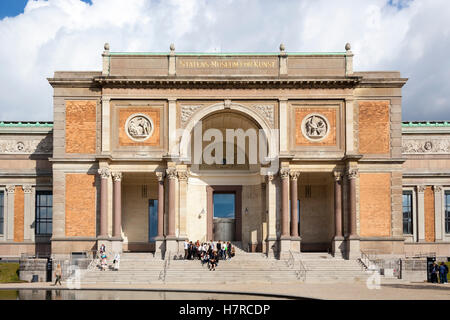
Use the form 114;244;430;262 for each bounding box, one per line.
332;171;344;258
98;168;110;238
279;168;290;259
165;167;178;256
346;168;360;259
265;174;277;257
290;171;301;253
155;172;165;238
111;172;122;238
111;172;123;253
177;170;189;253
154;171;165;259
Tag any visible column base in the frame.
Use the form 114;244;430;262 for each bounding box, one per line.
278;238;291;260
290;236;301;253
346;236;361;260
332;236;345;258
154;237;165;260
164;236;179;259
265;238;278;258
110;237;123;254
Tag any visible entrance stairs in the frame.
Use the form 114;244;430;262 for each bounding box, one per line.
78;251;374;285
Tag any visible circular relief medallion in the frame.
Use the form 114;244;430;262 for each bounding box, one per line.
16;142;25;152
125;114;154;142
424;141;433;151
301;114;330;142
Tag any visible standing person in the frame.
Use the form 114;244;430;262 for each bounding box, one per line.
222;242;227;260
53;264;62;286
431;262;439;283
113;252;120;271
184;240;189;260
99;244;106;255
228;242;233;259
217;241;222;260
439;262;448;284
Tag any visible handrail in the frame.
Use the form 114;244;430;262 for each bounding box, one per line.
359;250;380;271
158;250;171;282
287;251;306;282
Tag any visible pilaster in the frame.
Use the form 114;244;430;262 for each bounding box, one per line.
417;185;426;242
433;186;443;241
23;185;32;241
6;185;14;241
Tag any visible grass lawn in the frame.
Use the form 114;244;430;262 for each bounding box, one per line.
0;263;27;283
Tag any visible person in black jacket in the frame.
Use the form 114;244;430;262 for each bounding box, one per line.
430;262;438;283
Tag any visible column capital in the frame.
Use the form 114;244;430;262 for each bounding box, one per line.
289;171;300;181
111;172;122;182
346;168;358;180
98;168;111;179
155;171;165;182
333;170;343;182
22;185;32;194
166;168;178;180
177;170;189;181
6;185;15;193
279;168;290;180
266;173;275;183
417;185;426;193
433;185;442;193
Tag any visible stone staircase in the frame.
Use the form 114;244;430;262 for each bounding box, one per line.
77;250;373;285
299;253;372;283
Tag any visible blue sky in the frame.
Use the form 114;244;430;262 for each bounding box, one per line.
0;0;91;19
0;0;449;121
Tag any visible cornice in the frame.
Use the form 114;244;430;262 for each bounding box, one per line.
93;76;361;89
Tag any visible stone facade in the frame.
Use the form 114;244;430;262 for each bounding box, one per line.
0;44;449;262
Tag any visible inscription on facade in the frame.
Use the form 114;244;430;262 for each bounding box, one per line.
178;59;277;69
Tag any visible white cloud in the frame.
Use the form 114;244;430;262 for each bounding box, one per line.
0;0;449;121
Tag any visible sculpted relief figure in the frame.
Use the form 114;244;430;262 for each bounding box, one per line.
126;114;153;141
303;114;328;139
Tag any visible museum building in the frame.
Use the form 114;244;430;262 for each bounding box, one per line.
0;43;449;261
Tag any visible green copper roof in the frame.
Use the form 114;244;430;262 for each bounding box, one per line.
110;52;346;56
402;121;450;127
0;121;53;127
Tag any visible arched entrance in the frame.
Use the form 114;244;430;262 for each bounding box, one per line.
182;105;271;251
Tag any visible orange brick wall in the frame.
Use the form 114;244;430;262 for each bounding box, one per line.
424;186;435;242
65;174;96;237
295;108;336;146
358;101;390;155
118;107;161;146
65;100;97;154
14;186;24;242
359;173;391;237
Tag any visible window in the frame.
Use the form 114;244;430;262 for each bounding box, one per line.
213;193;235;219
445;192;450;234
148;199;158;241
35;191;52;235
402;191;413;235
0;191;4;235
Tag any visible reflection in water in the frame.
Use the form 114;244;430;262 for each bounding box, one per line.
0;289;291;300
